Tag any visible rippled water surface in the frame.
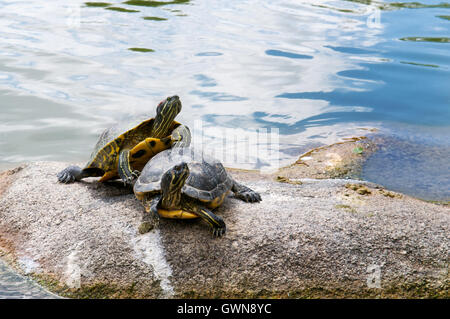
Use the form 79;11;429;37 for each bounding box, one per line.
0;0;449;296
0;0;447;167
0;259;59;298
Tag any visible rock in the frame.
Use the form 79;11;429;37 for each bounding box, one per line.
276;136;377;180
0;162;449;298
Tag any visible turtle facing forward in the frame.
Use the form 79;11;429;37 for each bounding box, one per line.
134;147;261;236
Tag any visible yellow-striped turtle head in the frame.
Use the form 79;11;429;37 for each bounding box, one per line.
160;162;189;208
152;95;182;138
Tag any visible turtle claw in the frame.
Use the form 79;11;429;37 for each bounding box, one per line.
212;225;226;237
236;191;261;203
63;174;75;184
121;172;139;186
132;170;140;178
57;166;81;184
232;182;262;203
252;192;262;202
242;193;252;202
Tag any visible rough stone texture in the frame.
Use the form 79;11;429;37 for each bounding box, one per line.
0;161;449;298
275;136;378;180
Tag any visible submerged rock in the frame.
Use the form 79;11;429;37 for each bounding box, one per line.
0;161;448;298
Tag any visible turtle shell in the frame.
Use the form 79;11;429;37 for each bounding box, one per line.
134;147;233;203
84;114;180;172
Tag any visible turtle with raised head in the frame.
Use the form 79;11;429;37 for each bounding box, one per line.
134;147;262;236
57;95;191;185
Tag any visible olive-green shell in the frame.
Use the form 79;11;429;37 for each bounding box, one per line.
134;147;233;202
85;115;179;171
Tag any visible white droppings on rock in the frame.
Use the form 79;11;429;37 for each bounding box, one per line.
64;250;81;289
131;231;174;297
18;256;40;274
63;242;85;289
325;152;342;167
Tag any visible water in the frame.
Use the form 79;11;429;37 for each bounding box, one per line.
0;0;449;297
0;259;59;298
363;133;450;201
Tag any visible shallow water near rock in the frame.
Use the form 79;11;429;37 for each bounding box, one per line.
0;0;449;297
363;130;450;202
0;259;59;298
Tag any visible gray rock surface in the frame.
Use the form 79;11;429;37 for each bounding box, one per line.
0;162;448;298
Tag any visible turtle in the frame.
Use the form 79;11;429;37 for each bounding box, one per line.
57;95;191;185
133;147;262;236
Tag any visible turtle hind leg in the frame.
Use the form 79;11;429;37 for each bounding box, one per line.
118;150;140;186
231;180;262;203
57;165;85;183
57;166;103;183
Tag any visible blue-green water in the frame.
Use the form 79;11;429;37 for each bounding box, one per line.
0;259;59;298
0;0;449;297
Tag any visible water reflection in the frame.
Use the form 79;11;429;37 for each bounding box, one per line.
124;0;191;7
400;36;450;43
0;259;59;299
128;47;155;52
436;15;450;20
105;7;140;12
344;0;450;10
84;2;112;7
265;50;313;60
0;0;448;197
142;16;167;20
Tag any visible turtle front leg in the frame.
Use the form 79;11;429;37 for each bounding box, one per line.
231;180;262;203
171;124;191;148
139;195;162;234
118;149;140;186
182;200;226;237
